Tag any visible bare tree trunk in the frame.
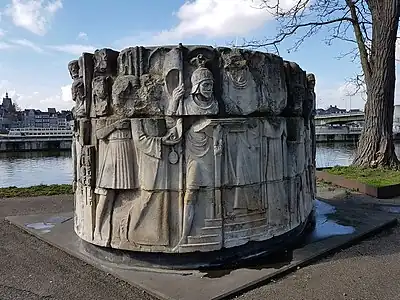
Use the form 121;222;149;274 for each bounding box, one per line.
352;0;400;169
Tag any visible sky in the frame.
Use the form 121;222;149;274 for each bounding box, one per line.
0;0;398;112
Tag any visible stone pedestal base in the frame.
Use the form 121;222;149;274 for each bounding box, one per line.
80;210;316;270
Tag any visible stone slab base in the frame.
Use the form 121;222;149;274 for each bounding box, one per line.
5;200;397;300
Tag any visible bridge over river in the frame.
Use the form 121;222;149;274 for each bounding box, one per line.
315;112;364;126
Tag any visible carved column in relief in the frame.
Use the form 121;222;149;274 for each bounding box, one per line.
68;60;82;191
286;117;307;225
70;45;316;256
69;59;89;236
263;117;288;228
306;73;317;201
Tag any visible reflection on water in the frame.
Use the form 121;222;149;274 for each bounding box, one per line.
1;142;400;188
308;200;355;241
25;215;72;234
203;199;356;278
0;151;72;188
316;142;400;168
316;142;356;168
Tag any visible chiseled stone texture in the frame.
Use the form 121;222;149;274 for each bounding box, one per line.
69;45;316;253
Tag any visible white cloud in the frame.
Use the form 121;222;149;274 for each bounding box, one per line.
5;0;63;35
0;42;14;49
60;84;71;103
37;85;72;110
11;39;43;53
316;81;366;111
77;32;88;40
0;29;5;37
48;44;97;55
0;80;73;111
154;0;295;42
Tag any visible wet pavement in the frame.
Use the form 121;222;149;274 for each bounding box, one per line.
1;189;400;300
308;200;355;241
203;199;358;279
6;195;397;300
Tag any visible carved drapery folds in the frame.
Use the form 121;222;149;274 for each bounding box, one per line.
70;45;316;253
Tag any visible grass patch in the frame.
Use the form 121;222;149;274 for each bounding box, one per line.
0;184;73;198
325;166;400;188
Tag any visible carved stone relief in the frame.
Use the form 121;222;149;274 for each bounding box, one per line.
220;49;258;115
68;60;86;119
69;45;316;254
283;61;307;117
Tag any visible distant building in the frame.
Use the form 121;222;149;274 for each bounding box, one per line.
22;108;70;129
0;92;72;130
0;93;17;130
316;105;360;115
325;105;347;114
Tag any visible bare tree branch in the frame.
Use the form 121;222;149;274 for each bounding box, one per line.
242;17;354;48
243;0;376;96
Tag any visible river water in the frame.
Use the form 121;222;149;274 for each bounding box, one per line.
1;142;399;188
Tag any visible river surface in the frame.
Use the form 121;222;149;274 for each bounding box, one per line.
1;143;400;188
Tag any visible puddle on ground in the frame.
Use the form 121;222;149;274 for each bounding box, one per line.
308;200;355;242
24;215;72;234
203;200;355;278
25;222;55;231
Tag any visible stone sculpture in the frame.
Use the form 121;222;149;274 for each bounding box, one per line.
70;45;316;258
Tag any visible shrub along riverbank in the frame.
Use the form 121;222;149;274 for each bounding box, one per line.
0;184;73;198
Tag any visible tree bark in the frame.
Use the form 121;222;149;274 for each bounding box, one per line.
352;0;400;169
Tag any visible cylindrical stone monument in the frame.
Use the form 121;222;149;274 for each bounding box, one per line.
69;45;316;268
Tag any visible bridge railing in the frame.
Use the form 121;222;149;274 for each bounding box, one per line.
315;113;364;119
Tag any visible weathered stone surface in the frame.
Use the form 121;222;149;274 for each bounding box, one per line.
69;45;316;255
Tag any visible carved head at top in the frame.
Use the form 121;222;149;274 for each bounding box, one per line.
190;54;214;99
94;48;118;75
112;75;140;116
68;60;80;80
306;73;316;90
223;51;247;71
222;50;249;89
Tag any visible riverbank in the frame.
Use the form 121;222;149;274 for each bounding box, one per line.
0;184;73;198
324;166;400;187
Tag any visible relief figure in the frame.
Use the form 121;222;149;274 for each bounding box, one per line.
169;55;220;248
221;51;258;115
93;92;138;245
167;54;218;116
174;118;221;249
222;119;262;213
68;60;86;118
92;76;111;117
263;118;288;225
128;118;182;246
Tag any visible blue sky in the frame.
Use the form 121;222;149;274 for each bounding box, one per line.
0;0;395;111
